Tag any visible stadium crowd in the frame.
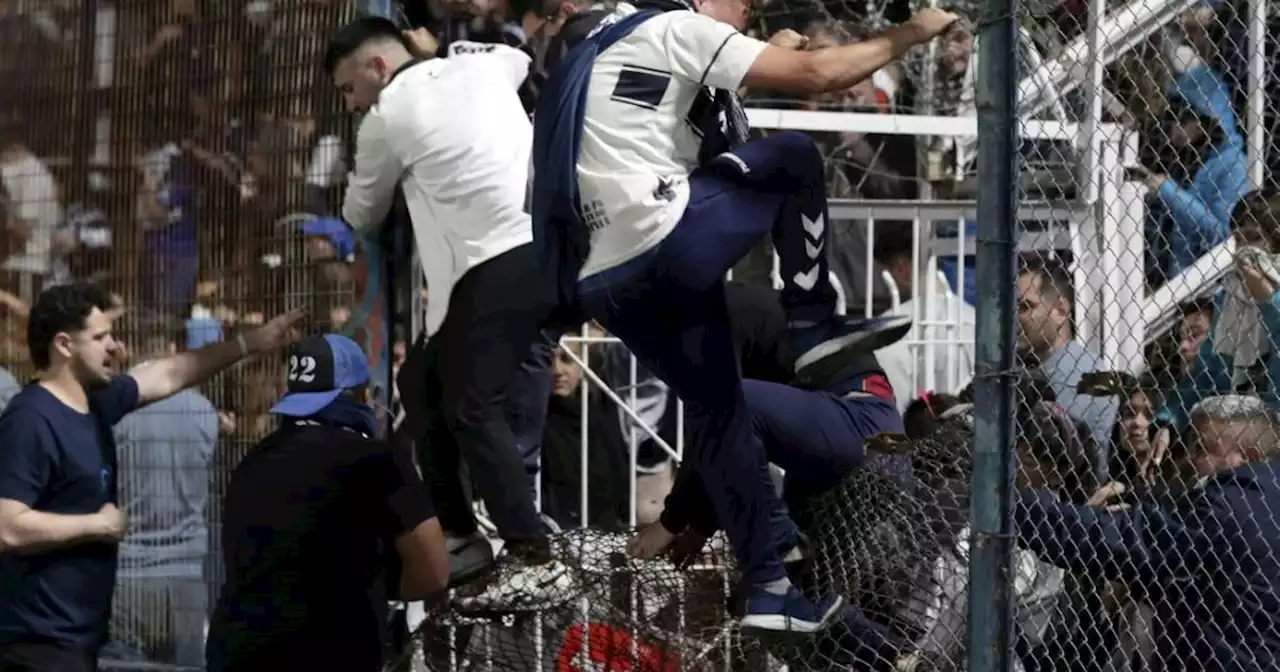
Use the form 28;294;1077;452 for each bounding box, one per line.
0;0;1276;670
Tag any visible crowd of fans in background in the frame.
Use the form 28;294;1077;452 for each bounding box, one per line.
0;0;1276;669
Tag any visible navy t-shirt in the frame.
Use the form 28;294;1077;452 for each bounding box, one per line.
0;375;140;653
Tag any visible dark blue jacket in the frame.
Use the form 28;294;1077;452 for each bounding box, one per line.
1016;459;1280;671
530;9;658;309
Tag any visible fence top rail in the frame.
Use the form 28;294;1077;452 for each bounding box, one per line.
744;109;1121;140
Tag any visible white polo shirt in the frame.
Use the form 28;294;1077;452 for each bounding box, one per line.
342;43;534;338
575;4;768;279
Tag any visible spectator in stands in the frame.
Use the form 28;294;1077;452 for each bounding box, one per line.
407;0;526;54
1176;297;1216;378
875;230;975;411
1144;40;1249;277
0;134;62;301
1017;394;1280;671
1160;191;1280;435
539;340;629;531
1108;382;1167;490
898;400;1090;671
108;325;218;669
1016;255;1118;476
135;138;200;320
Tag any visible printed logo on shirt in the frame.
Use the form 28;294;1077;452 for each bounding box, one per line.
652;177;674;202
449;41;497;56
582;200;610;232
100;467;111;494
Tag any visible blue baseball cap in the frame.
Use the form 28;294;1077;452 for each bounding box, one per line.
302;216;356;262
269;333;371;417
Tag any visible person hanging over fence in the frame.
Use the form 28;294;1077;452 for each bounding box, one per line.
205;334;450;672
0;282;304;672
324;16;572;611
1015;394;1280;672
530;0;956;636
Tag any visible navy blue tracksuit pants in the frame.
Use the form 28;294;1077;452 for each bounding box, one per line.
579;132;838;584
744;380;905;551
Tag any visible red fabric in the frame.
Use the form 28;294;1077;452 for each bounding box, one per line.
860;374;894;402
873;88;892;113
556;623;681;672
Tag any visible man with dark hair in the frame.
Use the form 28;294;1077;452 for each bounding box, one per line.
206;334;449;672
0;282;304;671
1016;256;1117;479
1175;297;1216;378
324;16;570;609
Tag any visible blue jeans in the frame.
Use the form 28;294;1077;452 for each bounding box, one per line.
579;132;837;584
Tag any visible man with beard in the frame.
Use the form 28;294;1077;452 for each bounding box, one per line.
0;282;304;671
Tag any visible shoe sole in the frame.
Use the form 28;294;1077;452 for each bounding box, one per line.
739;594;846;638
448;545;497;589
792;317;912;389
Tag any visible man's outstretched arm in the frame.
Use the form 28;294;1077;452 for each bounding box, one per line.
741;9;959;96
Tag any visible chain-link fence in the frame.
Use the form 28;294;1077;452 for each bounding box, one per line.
0;0;1273;669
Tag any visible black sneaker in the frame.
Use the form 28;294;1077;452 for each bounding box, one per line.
446;532;496;588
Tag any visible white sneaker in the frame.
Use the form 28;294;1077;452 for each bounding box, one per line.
453;553;575;613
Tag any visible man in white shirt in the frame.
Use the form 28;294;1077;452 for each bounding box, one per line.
324;17;569;612
532;0;957;636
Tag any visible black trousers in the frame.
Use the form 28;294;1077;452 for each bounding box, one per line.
0;642;96;672
397;243;557;543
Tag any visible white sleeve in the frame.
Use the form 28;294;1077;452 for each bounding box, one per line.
447;41;531;90
662;12;767;91
341;113;400;232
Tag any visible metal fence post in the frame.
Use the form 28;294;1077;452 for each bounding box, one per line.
966;0;1020;666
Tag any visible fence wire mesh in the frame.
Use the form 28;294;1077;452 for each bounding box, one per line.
0;0;1275;670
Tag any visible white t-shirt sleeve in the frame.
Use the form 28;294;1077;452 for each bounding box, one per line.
662;13;767;91
447;41;531;90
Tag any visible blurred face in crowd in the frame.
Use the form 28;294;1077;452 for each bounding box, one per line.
1190;415;1260;476
330;42;402;114
552;346;584;398
306;235;354;284
52;307;119;388
1016;271;1070;357
1177;308;1212;375
940;24;973;76
1118;390;1154;456
521;0;580;49
694;0;752;31
1015;442;1056;490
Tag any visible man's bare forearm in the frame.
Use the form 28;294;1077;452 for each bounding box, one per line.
0;509;106;554
132;337;247;404
807;23;931;93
